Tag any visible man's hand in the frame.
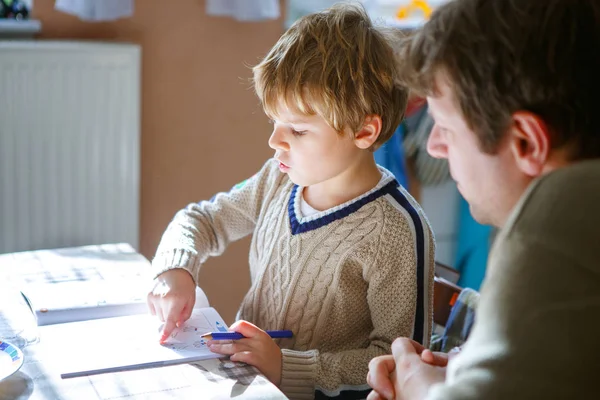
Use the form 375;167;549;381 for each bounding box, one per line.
367;338;448;400
420;347;461;367
207;320;283;386
147;268;196;343
367;355;396;400
391;338;447;399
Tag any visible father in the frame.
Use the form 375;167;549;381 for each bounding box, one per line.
367;0;600;399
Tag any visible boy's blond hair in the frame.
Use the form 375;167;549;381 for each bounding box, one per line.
253;2;408;150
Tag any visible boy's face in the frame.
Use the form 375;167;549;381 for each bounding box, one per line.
426;77;526;228
268;102;365;188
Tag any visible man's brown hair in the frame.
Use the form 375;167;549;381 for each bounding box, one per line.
397;0;600;159
253;2;408;150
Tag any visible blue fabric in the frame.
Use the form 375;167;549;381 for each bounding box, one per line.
455;196;492;291
430;288;480;352
374;124;409;189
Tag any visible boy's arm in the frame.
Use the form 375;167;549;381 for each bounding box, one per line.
152;159;283;282
279;221;435;399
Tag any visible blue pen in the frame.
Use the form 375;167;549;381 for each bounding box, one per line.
201;330;293;340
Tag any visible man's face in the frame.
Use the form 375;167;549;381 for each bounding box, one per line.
426;78;527;228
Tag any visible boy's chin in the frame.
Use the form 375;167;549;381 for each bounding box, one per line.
287;174;309;187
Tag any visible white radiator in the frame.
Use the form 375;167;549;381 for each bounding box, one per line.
0;41;141;254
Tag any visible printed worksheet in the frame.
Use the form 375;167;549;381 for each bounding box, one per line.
38;307;228;379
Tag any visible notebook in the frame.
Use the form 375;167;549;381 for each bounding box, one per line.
39;306;228;379
2;243;153;326
2;243;226;378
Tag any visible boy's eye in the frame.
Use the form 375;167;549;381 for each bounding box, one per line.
291;129;307;136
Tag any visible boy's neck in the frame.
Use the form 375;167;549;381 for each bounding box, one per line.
302;157;382;211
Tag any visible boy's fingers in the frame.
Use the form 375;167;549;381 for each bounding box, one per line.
160;317;177;343
178;303;192;327
159;303;184;343
208;340;250;355
230;350;255;365
229;320;262;338
147;299;156;316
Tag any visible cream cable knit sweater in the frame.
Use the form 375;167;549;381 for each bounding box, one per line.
153;159;435;400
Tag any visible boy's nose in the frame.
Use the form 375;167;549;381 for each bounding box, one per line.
268;127;290;151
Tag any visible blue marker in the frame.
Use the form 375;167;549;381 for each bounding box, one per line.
201;330;293;340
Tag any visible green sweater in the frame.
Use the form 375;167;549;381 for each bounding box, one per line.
428;159;600;399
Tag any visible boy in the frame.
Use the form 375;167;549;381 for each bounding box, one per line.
148;3;434;399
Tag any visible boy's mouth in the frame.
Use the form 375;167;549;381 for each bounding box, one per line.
277;161;290;172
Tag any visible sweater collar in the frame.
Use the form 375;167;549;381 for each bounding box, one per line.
288;167;398;235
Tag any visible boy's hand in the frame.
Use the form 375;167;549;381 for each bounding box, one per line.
207;320;283;386
147;268;196;343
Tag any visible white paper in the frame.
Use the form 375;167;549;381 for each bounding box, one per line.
38;307;227;379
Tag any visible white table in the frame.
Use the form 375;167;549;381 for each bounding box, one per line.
1;345;286;400
0;244;287;400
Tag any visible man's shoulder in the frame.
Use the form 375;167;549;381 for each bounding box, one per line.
530;158;600;201
501;159;600;269
509;159;600;228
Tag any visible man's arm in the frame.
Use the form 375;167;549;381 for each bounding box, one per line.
426;234;600;400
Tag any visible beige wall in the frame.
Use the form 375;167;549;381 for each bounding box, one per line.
33;0;283;323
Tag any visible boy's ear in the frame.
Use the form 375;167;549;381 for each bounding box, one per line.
354;115;382;149
509;111;551;177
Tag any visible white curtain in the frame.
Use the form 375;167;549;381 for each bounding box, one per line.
54;0;134;22
206;0;280;22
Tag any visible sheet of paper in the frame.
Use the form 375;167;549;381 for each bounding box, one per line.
37;307;227;379
3;243;209;325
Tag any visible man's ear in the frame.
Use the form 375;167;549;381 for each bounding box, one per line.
509;111;551;177
354;115;382;149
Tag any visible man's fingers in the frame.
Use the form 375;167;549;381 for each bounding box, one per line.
391;337;423;359
421;349;449;367
367;355;395;400
366;390;386;400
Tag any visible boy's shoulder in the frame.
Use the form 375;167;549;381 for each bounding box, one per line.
372;167;431;226
336;167;433;246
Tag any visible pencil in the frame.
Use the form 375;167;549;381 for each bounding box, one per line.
201;330;293;340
